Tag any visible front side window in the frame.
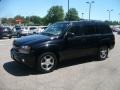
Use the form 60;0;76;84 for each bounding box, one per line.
68;26;83;36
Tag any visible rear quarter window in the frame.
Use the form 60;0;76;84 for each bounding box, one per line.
96;24;112;34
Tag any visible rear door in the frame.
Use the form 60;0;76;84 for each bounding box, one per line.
81;23;99;56
63;24;88;59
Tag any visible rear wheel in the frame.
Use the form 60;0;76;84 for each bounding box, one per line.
37;52;58;73
98;46;108;60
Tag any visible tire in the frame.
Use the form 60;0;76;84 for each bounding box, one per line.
8;35;12;39
37;52;58;73
98;46;108;60
0;37;2;39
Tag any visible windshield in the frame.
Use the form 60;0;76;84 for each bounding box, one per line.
41;23;69;36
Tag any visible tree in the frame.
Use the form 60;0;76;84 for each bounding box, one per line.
1;18;8;24
65;8;80;21
30;16;42;25
45;6;64;24
7;18;15;25
105;20;120;25
14;15;25;24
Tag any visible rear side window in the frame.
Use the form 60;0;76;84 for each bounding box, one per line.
82;24;96;35
68;24;96;36
96;24;112;34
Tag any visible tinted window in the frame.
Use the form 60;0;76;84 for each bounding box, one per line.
83;24;96;35
68;26;83;36
16;28;21;30
96;24;112;34
15;26;21;30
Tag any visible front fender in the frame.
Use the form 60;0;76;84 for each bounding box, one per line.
32;43;60;55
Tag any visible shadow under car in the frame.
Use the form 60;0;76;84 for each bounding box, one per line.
3;56;100;76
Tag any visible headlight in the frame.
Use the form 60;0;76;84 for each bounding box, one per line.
19;46;31;54
21;46;31;50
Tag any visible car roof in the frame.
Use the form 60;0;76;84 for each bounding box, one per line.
57;20;106;26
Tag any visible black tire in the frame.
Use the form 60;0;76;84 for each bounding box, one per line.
37;52;58;73
98;46;108;60
8;35;12;39
0;37;2;39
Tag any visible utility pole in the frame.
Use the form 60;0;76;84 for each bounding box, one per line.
118;13;120;19
86;1;95;20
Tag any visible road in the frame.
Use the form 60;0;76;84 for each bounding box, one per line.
0;33;120;90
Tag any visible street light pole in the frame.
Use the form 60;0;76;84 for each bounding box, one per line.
81;13;84;19
107;9;113;21
119;13;120;22
86;1;94;21
68;0;70;21
0;0;1;24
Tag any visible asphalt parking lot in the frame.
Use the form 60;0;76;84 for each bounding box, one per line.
0;33;120;90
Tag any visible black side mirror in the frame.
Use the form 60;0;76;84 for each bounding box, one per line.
66;32;75;38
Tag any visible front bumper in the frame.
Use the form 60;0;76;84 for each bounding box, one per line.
11;48;36;68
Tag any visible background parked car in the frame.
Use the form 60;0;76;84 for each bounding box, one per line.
28;26;39;35
21;26;29;36
0;26;12;39
38;26;47;33
12;26;22;38
117;30;120;34
113;27;120;32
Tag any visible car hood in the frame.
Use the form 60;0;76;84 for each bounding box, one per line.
14;34;51;46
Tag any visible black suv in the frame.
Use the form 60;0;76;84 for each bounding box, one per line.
11;21;115;73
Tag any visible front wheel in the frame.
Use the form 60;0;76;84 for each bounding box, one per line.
98;46;108;60
37;52;58;73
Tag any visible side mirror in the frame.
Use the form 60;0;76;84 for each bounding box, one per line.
65;32;75;38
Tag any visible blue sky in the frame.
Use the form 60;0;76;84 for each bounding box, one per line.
0;0;120;21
